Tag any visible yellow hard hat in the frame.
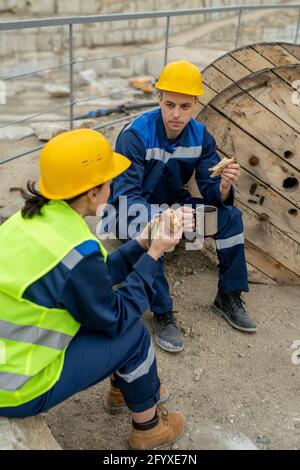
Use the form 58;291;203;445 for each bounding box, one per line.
155;60;204;96
39;129;131;200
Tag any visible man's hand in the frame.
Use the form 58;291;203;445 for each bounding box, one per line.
220;163;240;202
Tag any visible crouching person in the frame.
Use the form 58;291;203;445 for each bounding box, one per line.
0;129;185;450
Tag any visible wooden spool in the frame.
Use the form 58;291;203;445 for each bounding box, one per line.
190;43;300;285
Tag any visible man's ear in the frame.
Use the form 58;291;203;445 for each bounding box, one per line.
87;186;100;202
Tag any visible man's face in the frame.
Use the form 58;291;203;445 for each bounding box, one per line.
159;91;197;139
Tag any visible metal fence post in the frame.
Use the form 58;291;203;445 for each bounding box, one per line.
164;15;170;66
69;23;75;130
235;9;242;49
295;7;300;43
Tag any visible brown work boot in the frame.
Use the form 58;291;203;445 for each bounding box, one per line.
129;405;186;450
104;383;170;413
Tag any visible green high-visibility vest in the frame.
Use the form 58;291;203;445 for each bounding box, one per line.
0;200;107;407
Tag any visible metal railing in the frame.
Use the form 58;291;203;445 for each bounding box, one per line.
1;3;300;165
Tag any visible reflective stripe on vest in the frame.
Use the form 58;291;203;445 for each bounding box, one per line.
0;200;108;406
0;372;31;391
0;319;73;351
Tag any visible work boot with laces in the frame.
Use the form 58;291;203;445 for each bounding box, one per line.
104;381;170;413
129;405;186;450
212;290;257;332
152;311;183;352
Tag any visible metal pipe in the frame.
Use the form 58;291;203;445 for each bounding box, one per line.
0;61;71;82
235;9;242;49
0;108;158;165
164;16;170;66
295;7;300;43
0;145;43;166
1;4;299;31
69;23;75;130
0;103;70;130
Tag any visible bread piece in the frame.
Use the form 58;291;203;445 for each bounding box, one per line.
169;209;181;233
151;209;181;239
208;156;237;177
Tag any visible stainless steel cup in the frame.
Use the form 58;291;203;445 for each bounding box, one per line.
196;205;218;237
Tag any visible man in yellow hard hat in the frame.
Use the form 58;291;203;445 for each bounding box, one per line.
109;60;256;353
0;129;186;449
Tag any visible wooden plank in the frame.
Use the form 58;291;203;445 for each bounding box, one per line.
271;63;300;85
244;239;300;285
212;55;250;82
252;43;300;67
201;65;233;94
207;81;300;172
236;200;300;276
246;261;278;285
237;67;300;134
187;176;299;284
281;43;300;61
197;106;300;207
198;83;217;107
198;237;277;285
217;151;300;244
230;45;275;71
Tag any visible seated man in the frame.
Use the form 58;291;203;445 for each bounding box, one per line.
109;60;257;353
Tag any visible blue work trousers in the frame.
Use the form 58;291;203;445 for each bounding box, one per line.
151;198;249;314
0;321;160;418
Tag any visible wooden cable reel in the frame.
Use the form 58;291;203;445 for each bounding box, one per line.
189;42;300;285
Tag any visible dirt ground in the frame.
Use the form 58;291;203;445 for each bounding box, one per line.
44;241;300;451
1;136;300;450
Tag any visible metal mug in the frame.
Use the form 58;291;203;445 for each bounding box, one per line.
196;205;218;237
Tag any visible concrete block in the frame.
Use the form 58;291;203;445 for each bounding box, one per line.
132;55;147;75
30;0;56;15
0;416;61;450
0;33;12;58
11;32;37;54
123;29;134;44
78;0;99;15
57;0;81;15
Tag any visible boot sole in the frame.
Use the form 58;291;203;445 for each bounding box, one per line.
129;418;186;450
153;423;186;450
154;336;184;353
211;305;257;333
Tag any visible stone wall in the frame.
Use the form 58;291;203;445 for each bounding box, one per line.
0;0;285;77
0;0;274;58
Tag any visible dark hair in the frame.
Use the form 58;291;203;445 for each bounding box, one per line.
21;181;50;219
21;181;103;219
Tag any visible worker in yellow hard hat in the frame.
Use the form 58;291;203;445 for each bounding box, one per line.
0;128;186;450
110;60;256;352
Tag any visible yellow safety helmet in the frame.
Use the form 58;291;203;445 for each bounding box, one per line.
155;60;204;96
39;129;131;200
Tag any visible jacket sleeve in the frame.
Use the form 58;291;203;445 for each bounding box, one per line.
58;250;158;337
112;130;162;225
106;239;147;285
195;128;234;207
